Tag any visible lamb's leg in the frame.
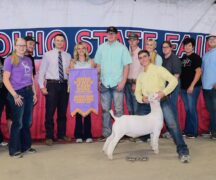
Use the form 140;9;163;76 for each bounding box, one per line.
107;134;123;160
103;133;114;155
152;131;160;154
150;133;154;148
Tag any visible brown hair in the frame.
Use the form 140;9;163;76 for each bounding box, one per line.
162;41;172;48
138;49;150;57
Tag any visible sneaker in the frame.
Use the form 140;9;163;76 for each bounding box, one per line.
201;132;211;138
86;138;93;143
97;136;107;142
63;136;71;142
0;142;8;147
58;136;71;142
182;132;186;137
76;138;83;143
10;152;23;158
25;148;37;154
211;134;216;140
186;134;196;139
179;154;190;163
162;132;172;139
45;139;53;146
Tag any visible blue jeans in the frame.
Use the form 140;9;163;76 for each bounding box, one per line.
181;86;201;136
168;81;180;122
100;84;124;137
137;103;151;115
137;99;189;156
7;87;33;155
162;99;189;156
203;89;216;135
0;86;5;143
124;82;138;115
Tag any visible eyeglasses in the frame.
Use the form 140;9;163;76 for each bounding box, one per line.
16;45;27;48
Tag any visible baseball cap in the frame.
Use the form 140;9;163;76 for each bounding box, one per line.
106;26;118;34
128;33;139;40
206;33;216;40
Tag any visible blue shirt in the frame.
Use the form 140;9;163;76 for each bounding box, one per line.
202;48;216;90
94;41;132;88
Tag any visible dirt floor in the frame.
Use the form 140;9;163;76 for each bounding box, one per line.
0;137;216;180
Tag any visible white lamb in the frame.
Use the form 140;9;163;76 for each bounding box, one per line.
102;94;164;160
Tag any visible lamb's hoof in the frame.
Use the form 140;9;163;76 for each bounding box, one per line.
108;154;113;160
104;150;108;155
153;149;159;154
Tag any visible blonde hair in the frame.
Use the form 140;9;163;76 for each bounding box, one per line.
146;39;157;64
73;42;89;63
11;38;26;65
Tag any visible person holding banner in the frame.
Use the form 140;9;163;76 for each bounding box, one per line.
3;38;37;158
38;34;71;146
94;26;132;141
70;42;95;143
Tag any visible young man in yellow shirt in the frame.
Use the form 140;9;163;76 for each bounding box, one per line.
135;50;190;163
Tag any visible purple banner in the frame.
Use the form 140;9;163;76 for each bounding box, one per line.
69;68;98;117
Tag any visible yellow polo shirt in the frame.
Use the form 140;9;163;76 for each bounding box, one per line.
135;63;178;103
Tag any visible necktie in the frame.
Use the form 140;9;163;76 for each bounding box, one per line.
58;51;64;82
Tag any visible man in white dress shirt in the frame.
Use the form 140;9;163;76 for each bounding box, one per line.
38;34;71;145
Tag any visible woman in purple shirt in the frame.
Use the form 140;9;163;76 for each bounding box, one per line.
3;38;37;158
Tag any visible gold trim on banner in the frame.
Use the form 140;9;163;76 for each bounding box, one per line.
71;108;98;117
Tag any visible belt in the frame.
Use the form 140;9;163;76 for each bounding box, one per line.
19;85;32;91
127;79;136;84
46;79;67;83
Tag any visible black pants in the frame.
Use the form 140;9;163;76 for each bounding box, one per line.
45;81;69;139
0;85;8;143
74;113;92;139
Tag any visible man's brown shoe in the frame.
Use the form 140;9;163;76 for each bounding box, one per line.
45;139;53;146
58;136;71;142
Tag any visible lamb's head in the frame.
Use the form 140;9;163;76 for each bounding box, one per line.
148;93;160;107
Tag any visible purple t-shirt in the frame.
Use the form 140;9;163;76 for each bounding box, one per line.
3;55;33;90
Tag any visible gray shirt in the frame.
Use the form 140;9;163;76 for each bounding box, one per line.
162;52;181;75
38;48;71;88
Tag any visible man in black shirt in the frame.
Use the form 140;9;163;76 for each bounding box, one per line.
24;36;38;76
